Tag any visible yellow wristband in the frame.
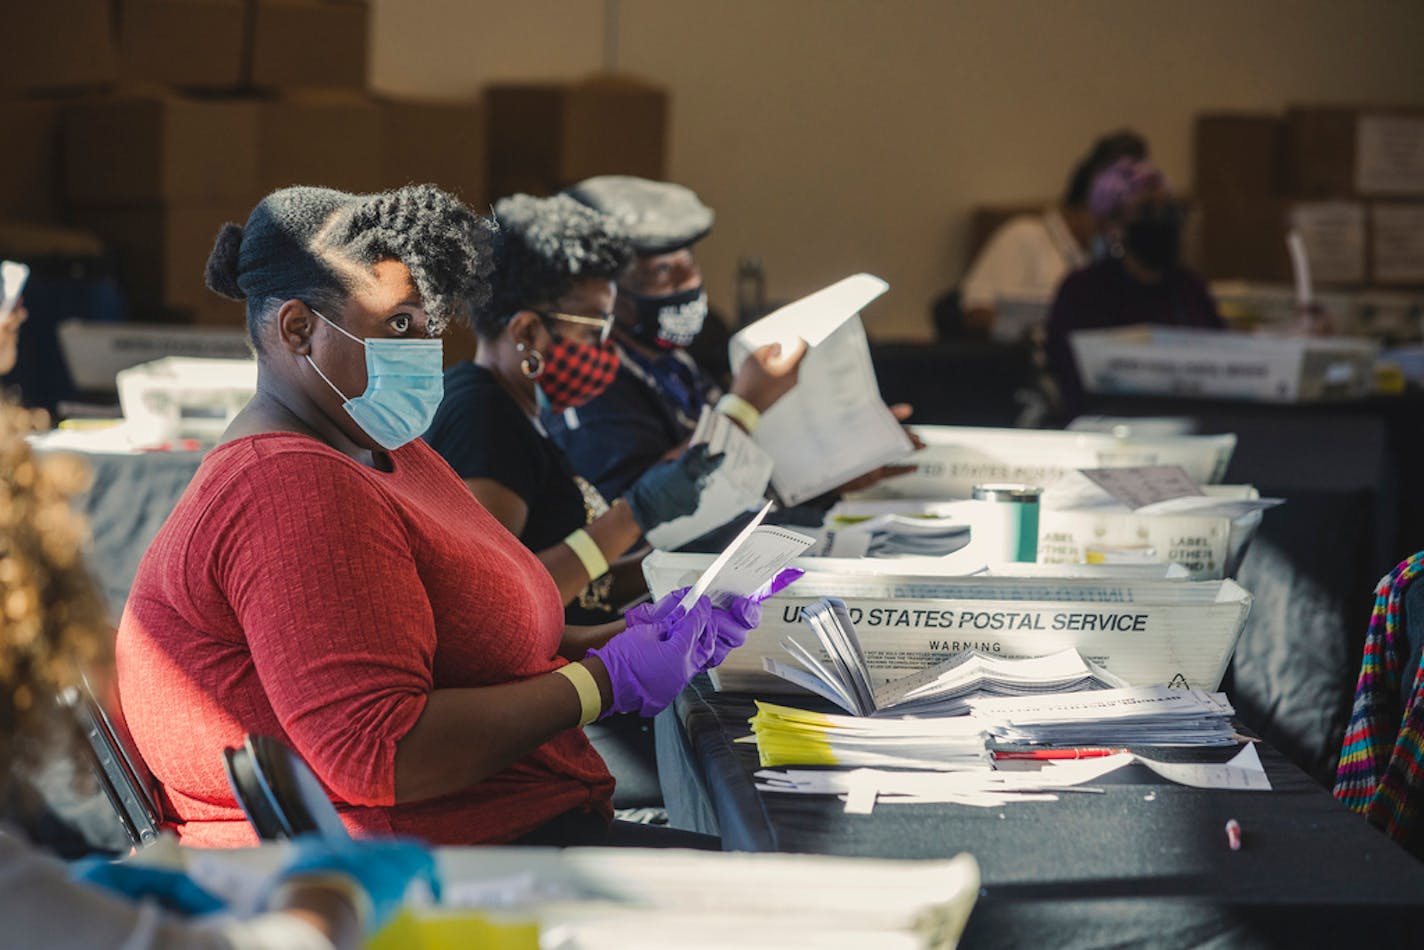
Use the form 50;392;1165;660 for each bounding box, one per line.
716;393;761;434
563;528;609;581
554;661;603;726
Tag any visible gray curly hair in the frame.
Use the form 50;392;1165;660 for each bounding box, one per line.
205;184;496;348
474;193;632;340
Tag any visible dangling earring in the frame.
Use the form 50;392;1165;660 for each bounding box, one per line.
519;342;546;379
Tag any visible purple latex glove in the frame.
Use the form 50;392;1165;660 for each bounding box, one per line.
623;586;692;628
590;594;714;717
705;568;805;670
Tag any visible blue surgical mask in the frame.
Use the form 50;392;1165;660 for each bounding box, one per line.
306;309;444;450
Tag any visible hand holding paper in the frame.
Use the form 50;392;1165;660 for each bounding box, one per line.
705;568;805;669
732;337;809;412
590;596;714;718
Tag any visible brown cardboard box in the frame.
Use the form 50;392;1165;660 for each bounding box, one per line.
248;0;368;91
1194;113;1282;203
379;97;486;207
486;74;668;199
0;101;67;223
257;92;384;194
1284;106;1424;198
64;93;260;205
118;0;246;89
2;0;116;94
70;200;253;318
1371;202;1424;286
1198;197;1291;283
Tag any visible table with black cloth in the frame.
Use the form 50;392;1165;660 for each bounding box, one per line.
657;676;1424;949
1077;392;1424;788
63;447;205;621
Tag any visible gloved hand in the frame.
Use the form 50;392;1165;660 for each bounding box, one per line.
276;835;440;934
590;593;714;717
705;568;805;669
71;859;226;916
624;443;725;532
622;585;691;627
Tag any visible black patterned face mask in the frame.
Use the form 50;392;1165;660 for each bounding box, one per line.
624;285;709;349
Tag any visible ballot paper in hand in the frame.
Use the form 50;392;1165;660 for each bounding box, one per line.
678;501;815;610
765;597;1125;717
645;407;774;552
730;274;914;506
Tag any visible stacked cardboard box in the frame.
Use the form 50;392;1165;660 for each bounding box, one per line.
5;0;477;332
64;93;260;326
487;74;669;199
1195;107;1424;289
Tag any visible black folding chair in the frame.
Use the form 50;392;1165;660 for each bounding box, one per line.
61;674;164;850
223;735;349;842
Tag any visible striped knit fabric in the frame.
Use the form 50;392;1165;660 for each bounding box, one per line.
1333;551;1424;850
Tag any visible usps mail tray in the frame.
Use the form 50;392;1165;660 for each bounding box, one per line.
1069;325;1378;403
645;552;1251;695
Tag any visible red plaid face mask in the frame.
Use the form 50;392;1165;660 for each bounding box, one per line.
537;336;620;411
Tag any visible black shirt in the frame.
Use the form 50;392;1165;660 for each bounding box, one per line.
1045;258;1223;417
543;343;720;502
425;361;604;573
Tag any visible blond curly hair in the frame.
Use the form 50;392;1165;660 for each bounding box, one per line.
0;401;110;794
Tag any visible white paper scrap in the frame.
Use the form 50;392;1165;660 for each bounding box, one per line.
1079;465;1205;510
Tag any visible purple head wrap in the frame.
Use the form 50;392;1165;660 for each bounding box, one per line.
1088;158;1169;221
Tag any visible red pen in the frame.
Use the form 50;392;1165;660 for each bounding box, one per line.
994;747;1129;761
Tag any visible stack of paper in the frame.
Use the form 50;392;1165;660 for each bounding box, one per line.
869;650;1127;717
748;701;990;769
644;407;774;552
823;512;973;559
755;741;1271;814
765;597;1125;717
729;274;914;506
967;685;1239;748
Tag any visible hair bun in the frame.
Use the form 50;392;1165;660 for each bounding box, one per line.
204;222;246;300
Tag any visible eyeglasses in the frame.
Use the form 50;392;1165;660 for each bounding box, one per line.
539;310;615;345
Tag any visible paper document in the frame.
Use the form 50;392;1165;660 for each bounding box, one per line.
678;502;815;610
766;596;1125;716
730;274;914;506
758;743;1269;814
1079;465;1205;510
749;700;990;770
1134;742;1270;791
968;685;1239;747
645;407;774;551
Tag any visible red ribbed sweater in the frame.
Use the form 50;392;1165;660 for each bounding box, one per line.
116;433;612;848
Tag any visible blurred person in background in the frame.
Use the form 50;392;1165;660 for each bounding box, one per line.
0;399;437;949
958;130;1148;339
1045;158;1223;418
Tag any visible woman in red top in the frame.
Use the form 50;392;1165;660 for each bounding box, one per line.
116;184;749;848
